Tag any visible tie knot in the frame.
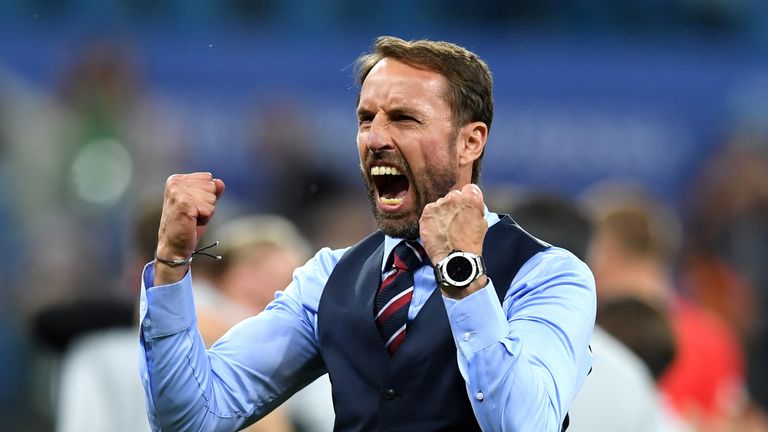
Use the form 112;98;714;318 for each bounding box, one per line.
390;241;427;272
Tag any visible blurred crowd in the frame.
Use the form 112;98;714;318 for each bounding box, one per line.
1;2;768;431
0;39;373;431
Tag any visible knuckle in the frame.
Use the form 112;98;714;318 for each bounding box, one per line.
164;185;176;199
166;174;181;185
166;181;184;197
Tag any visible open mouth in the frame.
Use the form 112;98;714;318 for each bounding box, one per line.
371;165;410;207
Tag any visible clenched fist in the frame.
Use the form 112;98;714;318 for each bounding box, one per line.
419;183;488;298
155;172;225;285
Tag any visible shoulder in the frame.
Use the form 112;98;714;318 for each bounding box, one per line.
281;246;350;305
520;246;593;283
284;233;383;310
507;246;596;302
300;231;383;276
304;246;351;275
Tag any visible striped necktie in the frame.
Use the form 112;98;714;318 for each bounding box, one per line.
374;241;428;355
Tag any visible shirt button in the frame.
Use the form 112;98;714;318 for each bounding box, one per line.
143;319;151;327
384;389;396;400
476;391;484;401
463;332;472;342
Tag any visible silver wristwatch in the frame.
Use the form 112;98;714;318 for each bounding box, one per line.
434;250;486;289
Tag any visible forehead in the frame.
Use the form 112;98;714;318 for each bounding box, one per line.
358;58;450;111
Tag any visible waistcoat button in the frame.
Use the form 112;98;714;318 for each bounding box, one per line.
384;388;396;400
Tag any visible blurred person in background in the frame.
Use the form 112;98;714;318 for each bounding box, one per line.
213;97;348;220
597;297;676;383
55;201;161;432
302;190;378;251
197;215;336;432
23;41;188;430
193;215;329;432
24;40;185;322
55;41;185;203
192;215;311;347
253;99;349;223
57;207;327;432
681;145;768;423
509;193;666;432
585;187;754;430
596;296;688;431
139;36;595;431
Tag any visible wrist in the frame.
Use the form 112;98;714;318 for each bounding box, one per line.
441;274;488;300
152;241;221;286
155;242;193;261
153;246;192;285
434;250;486;293
155;247;193;286
153;259;189;286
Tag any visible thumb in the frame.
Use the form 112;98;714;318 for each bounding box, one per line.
213;178;225;198
462;183;484;210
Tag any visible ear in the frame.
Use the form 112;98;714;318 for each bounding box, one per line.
457;121;488;168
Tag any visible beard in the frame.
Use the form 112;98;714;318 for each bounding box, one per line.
361;150;457;241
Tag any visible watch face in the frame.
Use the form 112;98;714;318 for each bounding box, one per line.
446;255;475;284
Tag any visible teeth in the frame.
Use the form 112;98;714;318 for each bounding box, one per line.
371;166;401;176
380;197;404;205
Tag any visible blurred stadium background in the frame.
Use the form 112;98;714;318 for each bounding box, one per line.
1;1;768;430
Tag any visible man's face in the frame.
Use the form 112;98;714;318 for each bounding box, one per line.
357;58;461;240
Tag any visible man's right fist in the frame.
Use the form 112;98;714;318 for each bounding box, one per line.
154;172;225;285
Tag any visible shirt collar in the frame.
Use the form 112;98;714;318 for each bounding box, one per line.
381;206;500;272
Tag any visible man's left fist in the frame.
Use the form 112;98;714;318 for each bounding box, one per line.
419;183;488;265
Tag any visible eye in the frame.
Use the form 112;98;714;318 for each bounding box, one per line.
358;113;374;128
393;113;418;123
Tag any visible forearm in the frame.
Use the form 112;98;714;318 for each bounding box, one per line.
139;264;324;432
142;327;241;431
140;266;249;431
443;253;596;431
455;323;568;431
444;287;563;431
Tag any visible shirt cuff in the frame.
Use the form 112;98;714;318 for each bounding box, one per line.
140;262;197;340
443;281;508;355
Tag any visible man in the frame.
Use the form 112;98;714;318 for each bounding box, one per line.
587;195;746;429
140;36;595;431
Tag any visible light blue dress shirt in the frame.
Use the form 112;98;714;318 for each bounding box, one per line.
139;211;596;431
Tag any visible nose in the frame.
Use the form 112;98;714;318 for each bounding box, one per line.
365;115;394;153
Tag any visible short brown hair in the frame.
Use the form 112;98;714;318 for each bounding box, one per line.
355;36;494;184
598;204;679;264
597;297;676;380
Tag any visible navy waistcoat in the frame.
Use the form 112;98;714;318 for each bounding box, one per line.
317;216;548;431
